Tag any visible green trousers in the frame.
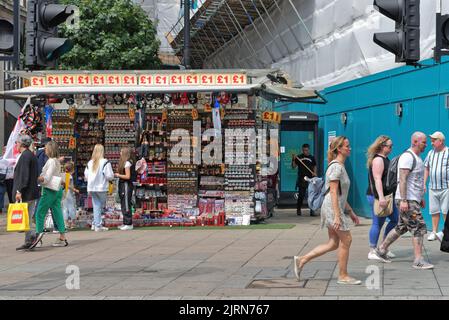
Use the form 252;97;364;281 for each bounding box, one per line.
35;187;66;234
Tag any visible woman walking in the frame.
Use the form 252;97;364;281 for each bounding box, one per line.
84;144;114;232
293;136;361;284
28;141;67;249
366;136;399;260
115;147;135;231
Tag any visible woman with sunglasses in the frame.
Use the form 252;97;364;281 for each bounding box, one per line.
293;136;361;285
366;135;399;261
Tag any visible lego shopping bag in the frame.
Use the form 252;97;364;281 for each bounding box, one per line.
7;202;30;232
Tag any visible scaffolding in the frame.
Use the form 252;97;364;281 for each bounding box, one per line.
165;0;312;69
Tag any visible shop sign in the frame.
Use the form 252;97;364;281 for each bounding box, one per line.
29;72;248;87
262;111;281;124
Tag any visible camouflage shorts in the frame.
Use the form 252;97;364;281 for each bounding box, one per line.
394;200;427;237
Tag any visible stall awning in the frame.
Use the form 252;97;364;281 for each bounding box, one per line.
0;69;326;104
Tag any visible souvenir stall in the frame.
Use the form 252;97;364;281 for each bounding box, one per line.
2;70;321;228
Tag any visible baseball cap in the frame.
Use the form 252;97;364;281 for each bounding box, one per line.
17;135;33;148
429;131;445;141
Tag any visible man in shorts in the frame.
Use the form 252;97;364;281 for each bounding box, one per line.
372;132;433;269
424;131;448;242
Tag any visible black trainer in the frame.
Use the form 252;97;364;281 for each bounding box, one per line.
297;210;302;216
27;233;44;250
16;243;31;251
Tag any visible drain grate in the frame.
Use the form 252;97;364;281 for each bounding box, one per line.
247;278;307;289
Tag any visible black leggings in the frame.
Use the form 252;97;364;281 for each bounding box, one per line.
119;181;133;226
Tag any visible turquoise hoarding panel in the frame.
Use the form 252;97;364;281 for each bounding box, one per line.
276;59;449;229
280;131;315;192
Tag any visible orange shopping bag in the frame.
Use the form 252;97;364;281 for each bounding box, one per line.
7;202;30;232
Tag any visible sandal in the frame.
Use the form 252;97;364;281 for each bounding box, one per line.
337;277;362;285
293;256;303;281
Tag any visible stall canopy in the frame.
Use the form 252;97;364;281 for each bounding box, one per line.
1;69;326;104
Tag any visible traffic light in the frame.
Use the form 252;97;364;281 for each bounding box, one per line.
26;0;76;69
0;19;14;54
373;0;420;65
435;13;449;63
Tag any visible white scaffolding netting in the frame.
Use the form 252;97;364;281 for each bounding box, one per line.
202;0;437;89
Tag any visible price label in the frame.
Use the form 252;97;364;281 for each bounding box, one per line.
262;111;281;124
31;77;45;87
98;106;105;120
106;75;121;86
46;75;61;86
170;74;184;85
200;74;215;86
69;106;76;119
61;75;75;86
92;74;106;86
204;104;212;112
68;137;76;149
129;107;135;120
154;75;169;86
139;75;153;86
232;74;247;85
185;74;199;85
76;75;91;86
122;75;137;86
215;74;231;85
192;108;199;120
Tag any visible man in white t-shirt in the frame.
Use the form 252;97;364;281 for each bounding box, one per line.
373;132;433;269
424;131;448;241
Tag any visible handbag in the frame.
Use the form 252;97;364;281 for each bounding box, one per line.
369;169;393;217
7;202;29;232
46;175;62;191
374;193;394;217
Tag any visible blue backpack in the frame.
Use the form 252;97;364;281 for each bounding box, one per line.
307;161;342;211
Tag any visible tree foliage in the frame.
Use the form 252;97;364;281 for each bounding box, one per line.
59;0;161;70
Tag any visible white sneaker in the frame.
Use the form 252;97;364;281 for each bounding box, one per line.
386;251;396;259
94;226;109;232
91;224;95;231
436;231;444;242
118;225;125;230
120;225;133;231
368;250;383;261
427;232;437;241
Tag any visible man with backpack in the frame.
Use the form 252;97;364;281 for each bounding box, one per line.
292;144;317;216
373;132;433;269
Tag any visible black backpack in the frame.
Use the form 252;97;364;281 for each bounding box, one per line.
385;150;416;194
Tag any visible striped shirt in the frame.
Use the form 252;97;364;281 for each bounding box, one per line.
424;147;449;190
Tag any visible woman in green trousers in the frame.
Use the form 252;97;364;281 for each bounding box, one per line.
29;141;68;249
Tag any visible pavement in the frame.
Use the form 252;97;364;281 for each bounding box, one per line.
0;208;449;300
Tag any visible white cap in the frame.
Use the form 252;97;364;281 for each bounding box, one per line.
429;131;445;141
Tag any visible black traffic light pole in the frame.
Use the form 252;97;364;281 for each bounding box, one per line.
183;0;191;69
0;0;20;68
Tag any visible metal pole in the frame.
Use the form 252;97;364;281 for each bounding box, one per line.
237;0;275;62
258;0;292;55
13;0;20;68
272;0;303;50
224;2;263;67
287;0;314;44
183;0;191;69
